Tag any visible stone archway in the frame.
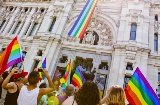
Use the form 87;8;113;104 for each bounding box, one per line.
64;12;117;47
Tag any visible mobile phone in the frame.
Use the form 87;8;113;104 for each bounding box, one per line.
38;68;43;72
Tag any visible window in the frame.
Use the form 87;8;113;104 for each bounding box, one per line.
24;8;28;12
130;23;137;40
40;8;45;13
0;20;6;31
48;17;56;32
32;60;39;70
99;62;108;70
59;56;68;63
12;21;21;34
155;14;158;21
126;63;133;70
28;23;38;36
37;50;43;56
123;76;131;88
154;33;158;51
10;7;13;11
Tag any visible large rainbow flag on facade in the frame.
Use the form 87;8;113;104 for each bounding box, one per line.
71;66;85;88
60;59;72;90
39;58;46;81
124;67;160;105
68;0;98;39
0;36;23;74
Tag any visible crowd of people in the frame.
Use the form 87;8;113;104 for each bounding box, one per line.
0;67;127;105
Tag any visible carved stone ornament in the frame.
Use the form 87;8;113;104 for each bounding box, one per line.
66;17;113;46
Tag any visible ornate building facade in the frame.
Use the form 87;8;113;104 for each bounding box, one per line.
0;0;160;98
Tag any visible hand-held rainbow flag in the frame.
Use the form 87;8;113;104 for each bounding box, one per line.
124;67;160;105
71;66;85;88
39;58;46;81
68;0;98;39
40;58;46;68
60;59;72;90
0;36;23;74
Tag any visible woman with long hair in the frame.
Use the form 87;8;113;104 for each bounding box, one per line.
62;81;100;105
100;85;126;105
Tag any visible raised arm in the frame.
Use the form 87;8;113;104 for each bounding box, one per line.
39;69;54;95
2;68;18;89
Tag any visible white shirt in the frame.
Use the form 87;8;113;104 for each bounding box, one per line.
17;85;40;105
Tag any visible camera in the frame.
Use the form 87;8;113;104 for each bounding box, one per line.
38;68;43;72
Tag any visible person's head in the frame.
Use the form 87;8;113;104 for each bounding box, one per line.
106;85;126;105
75;81;100;105
65;84;75;96
39;82;47;88
28;71;39;85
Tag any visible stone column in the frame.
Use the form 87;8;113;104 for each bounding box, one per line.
47;39;61;78
19;7;37;36
23;44;39;73
107;49;122;88
38;6;54;34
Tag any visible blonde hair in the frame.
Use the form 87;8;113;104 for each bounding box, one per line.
106;85;126;105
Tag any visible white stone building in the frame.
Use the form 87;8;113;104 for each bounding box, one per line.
0;0;160;98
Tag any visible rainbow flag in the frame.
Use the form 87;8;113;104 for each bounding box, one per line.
124;67;160;105
60;59;72;90
40;58;46;68
71;66;85;88
39;58;46;81
68;0;98;39
0;36;23;74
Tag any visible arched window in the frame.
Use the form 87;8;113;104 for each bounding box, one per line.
12;21;21;34
29;23;38;36
130;23;137;40
0;20;6;31
155;14;158;21
154;33;158;51
48;17;56;32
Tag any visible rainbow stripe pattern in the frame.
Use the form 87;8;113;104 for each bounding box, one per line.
60;59;72;90
39;58;46;81
0;36;23;74
71;66;85;88
68;0;98;39
124;67;160;105
40;58;46;68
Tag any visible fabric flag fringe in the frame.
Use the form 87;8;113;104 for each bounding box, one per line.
68;0;98;39
71;66;85;88
0;36;23;74
124;67;160;105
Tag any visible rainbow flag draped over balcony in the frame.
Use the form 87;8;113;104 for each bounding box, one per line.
0;36;23;74
60;59;72;90
124;67;160;105
68;0;98;39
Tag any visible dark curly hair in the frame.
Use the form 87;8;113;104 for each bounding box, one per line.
74;81;100;105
